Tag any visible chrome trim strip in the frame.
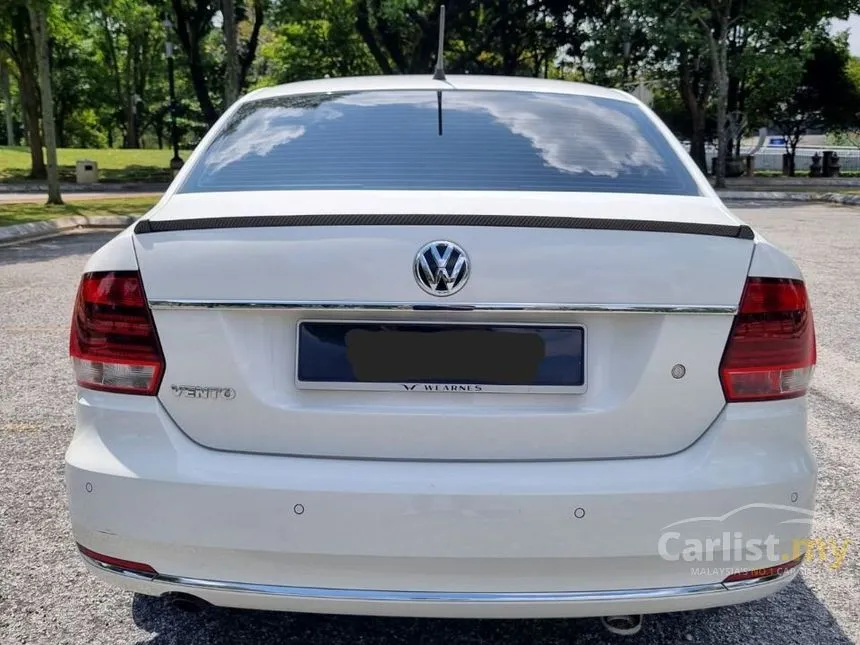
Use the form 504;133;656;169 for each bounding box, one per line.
155;576;729;602
82;554;798;603
148;300;738;315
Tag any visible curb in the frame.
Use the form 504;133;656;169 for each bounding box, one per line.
0;215;139;244
719;191;860;205
0;183;169;194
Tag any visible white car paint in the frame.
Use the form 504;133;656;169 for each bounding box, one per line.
67;389;814;617
66;75;816;620
134;191;755;460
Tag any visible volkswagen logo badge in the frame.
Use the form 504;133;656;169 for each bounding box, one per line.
414;241;470;296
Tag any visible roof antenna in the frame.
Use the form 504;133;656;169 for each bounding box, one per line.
433;5;447;81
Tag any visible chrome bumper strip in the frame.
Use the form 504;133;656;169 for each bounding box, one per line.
81;554;797;603
148;300;737;315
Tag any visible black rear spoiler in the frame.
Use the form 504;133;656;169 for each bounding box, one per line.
134;214;754;239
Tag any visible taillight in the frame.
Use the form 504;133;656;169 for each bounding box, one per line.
720;277;815;402
69;271;165;395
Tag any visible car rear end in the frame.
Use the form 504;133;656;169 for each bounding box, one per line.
65;77;817;618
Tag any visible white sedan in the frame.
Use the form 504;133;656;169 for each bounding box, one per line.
65;74;816;633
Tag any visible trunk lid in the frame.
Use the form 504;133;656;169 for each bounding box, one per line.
134;191;752;460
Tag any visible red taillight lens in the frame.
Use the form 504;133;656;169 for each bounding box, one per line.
69;271;165;395
77;544;158;576
722;555;804;584
720;277;815;402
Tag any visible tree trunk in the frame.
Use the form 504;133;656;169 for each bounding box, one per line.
124;37;140;149
29;2;62;204
155;118;163;149
18;74;45;178
678;60;710;174
223;0;239;107
170;0;220;126
56;103;66;148
788;138;799;177
714;72;728;188
238;0;264;90
712;17;730;190
1;61;13;146
188;47;219;126
355;2;393;74
499;7;519;75
12;7;46;178
689;111;708;173
126;90;138;148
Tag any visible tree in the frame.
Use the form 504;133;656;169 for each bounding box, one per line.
622;0;860;179
355;0;446;74
609;1;715;172
475;1;601;76
685;0;733;187
722;0;860;167
0;57;14;145
223;0;239;106
742;43;806;155
0;2;46;178
355;1;601;77
751;33;860;174
49;8;104;147
829;56;860;151
28;0;62;204
661;13;715;173
168;0;265;125
4;0;860;174
847;55;860;92
677;45;713;173
258;0;379;84
581;3;649;88
89;0;165;148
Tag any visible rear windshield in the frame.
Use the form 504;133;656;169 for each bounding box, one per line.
180;90;699;196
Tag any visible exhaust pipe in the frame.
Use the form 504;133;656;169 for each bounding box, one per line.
163;592;211;613
600;614;643;636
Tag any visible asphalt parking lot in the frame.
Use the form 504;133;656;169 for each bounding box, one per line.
1;202;858;644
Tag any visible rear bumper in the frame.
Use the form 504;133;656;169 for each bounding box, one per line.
80;551;799;618
66;391;816;618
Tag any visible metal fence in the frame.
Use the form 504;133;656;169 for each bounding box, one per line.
702;145;860;172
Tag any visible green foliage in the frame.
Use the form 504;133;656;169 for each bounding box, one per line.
352;1;602;76
0;0;859;187
847;56;860;90
257;0;379;85
743;44;808;131
165;0;267;125
89;0;166;147
63;109;109;148
761;33;860;156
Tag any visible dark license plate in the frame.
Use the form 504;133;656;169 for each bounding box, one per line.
296;322;585;392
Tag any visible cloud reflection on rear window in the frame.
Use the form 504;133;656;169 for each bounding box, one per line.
181;90;699;196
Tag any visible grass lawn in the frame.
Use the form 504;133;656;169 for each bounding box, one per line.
0;196;158;227
0;147;192;184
